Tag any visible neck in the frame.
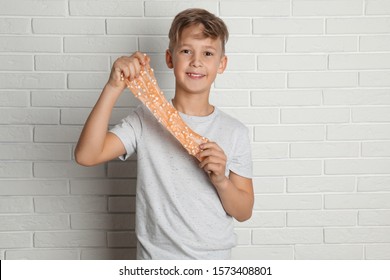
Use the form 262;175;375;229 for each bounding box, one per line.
172;94;214;116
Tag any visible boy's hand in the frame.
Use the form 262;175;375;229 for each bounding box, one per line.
198;142;229;187
107;52;149;91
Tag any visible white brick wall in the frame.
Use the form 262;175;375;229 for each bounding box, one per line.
0;0;390;260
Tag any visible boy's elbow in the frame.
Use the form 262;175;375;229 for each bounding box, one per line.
74;150;96;167
235;211;253;222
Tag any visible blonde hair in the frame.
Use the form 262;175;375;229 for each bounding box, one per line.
168;8;229;54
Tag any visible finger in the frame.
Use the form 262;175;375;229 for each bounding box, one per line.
133;51;148;66
200;142;223;152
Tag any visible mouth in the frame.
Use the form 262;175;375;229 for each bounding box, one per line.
186;72;206;79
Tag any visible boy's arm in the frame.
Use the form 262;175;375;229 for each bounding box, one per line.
198;142;254;222
75;52;148;166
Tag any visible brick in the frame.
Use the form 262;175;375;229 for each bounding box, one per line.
0;18;30;34
235;212;285;228
290;142;359;158
0;162;32;178
64;37;137;53
107;19;171;35
232;246;293;260
360;35;390;51
366;244;390;260
107;161;137;178
327;17;390;34
253;228;323;245
287;211;357;227
293;0;363;16
359;210;390;226
33;19;104;35
108;197;136;213
35;196;107;213
139;37;169;53
221;108;278;125
0;233;32;249
325;193;390;209
34;162;106;178
325;227;390;243
288;72;357;88
34;231;107;247
366;0;390;15
223;19;251;35
35;55;109;71
258;55;327;71
0;126;32;142
0;180;68;195
67;73;109;89
287;176;355;193
329;53;390;70
325;159;390;175
353;107;390;123
220;1;290;16
252;90;322;106
254;18;323;35
286;36;357;53
254;160;322;177
234;229;251;245
360;71;390;87
323;89;390;105
0;214;69;230
227;37;284;53
0;73;65;89
327;124;390;140
0;55;33;70
295;245;363;260
358;176;390;192
210;90;250;107
70;179;136;195
34;125;82;143
0;0;67;16
251;143;288;159
216;73;285;89
282;108;350;124
253;177;285;194
254;194;322;210
0;197;33;213
81;248;136;260
108;231;137;248
70;0;143;16
255;125;325;142
145;1;217;17
71;214;135;230
6;249;79;260
0;144;71;160
227;55;256;71
0;36;61;52
0;108;59;124
0;91;30;107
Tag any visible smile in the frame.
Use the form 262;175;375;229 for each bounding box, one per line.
186;72;205;78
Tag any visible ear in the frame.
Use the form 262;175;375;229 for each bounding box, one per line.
217;55;228;74
165;49;174;69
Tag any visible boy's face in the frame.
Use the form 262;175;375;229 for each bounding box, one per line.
166;24;227;96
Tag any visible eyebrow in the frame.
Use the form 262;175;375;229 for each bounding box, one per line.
178;43;218;51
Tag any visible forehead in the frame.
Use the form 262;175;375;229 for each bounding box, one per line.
178;24;222;49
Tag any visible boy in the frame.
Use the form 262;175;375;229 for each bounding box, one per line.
75;8;253;260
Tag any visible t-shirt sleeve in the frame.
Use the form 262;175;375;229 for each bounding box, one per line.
228;125;253;179
109;107;143;161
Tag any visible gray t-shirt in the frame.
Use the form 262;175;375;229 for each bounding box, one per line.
110;103;252;259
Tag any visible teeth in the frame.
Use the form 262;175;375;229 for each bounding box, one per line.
187;73;204;77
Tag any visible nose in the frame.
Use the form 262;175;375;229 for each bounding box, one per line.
190;53;203;68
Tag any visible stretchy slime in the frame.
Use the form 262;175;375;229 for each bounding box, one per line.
123;64;208;161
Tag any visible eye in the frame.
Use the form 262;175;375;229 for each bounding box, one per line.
204;51;213;56
181;49;191;54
